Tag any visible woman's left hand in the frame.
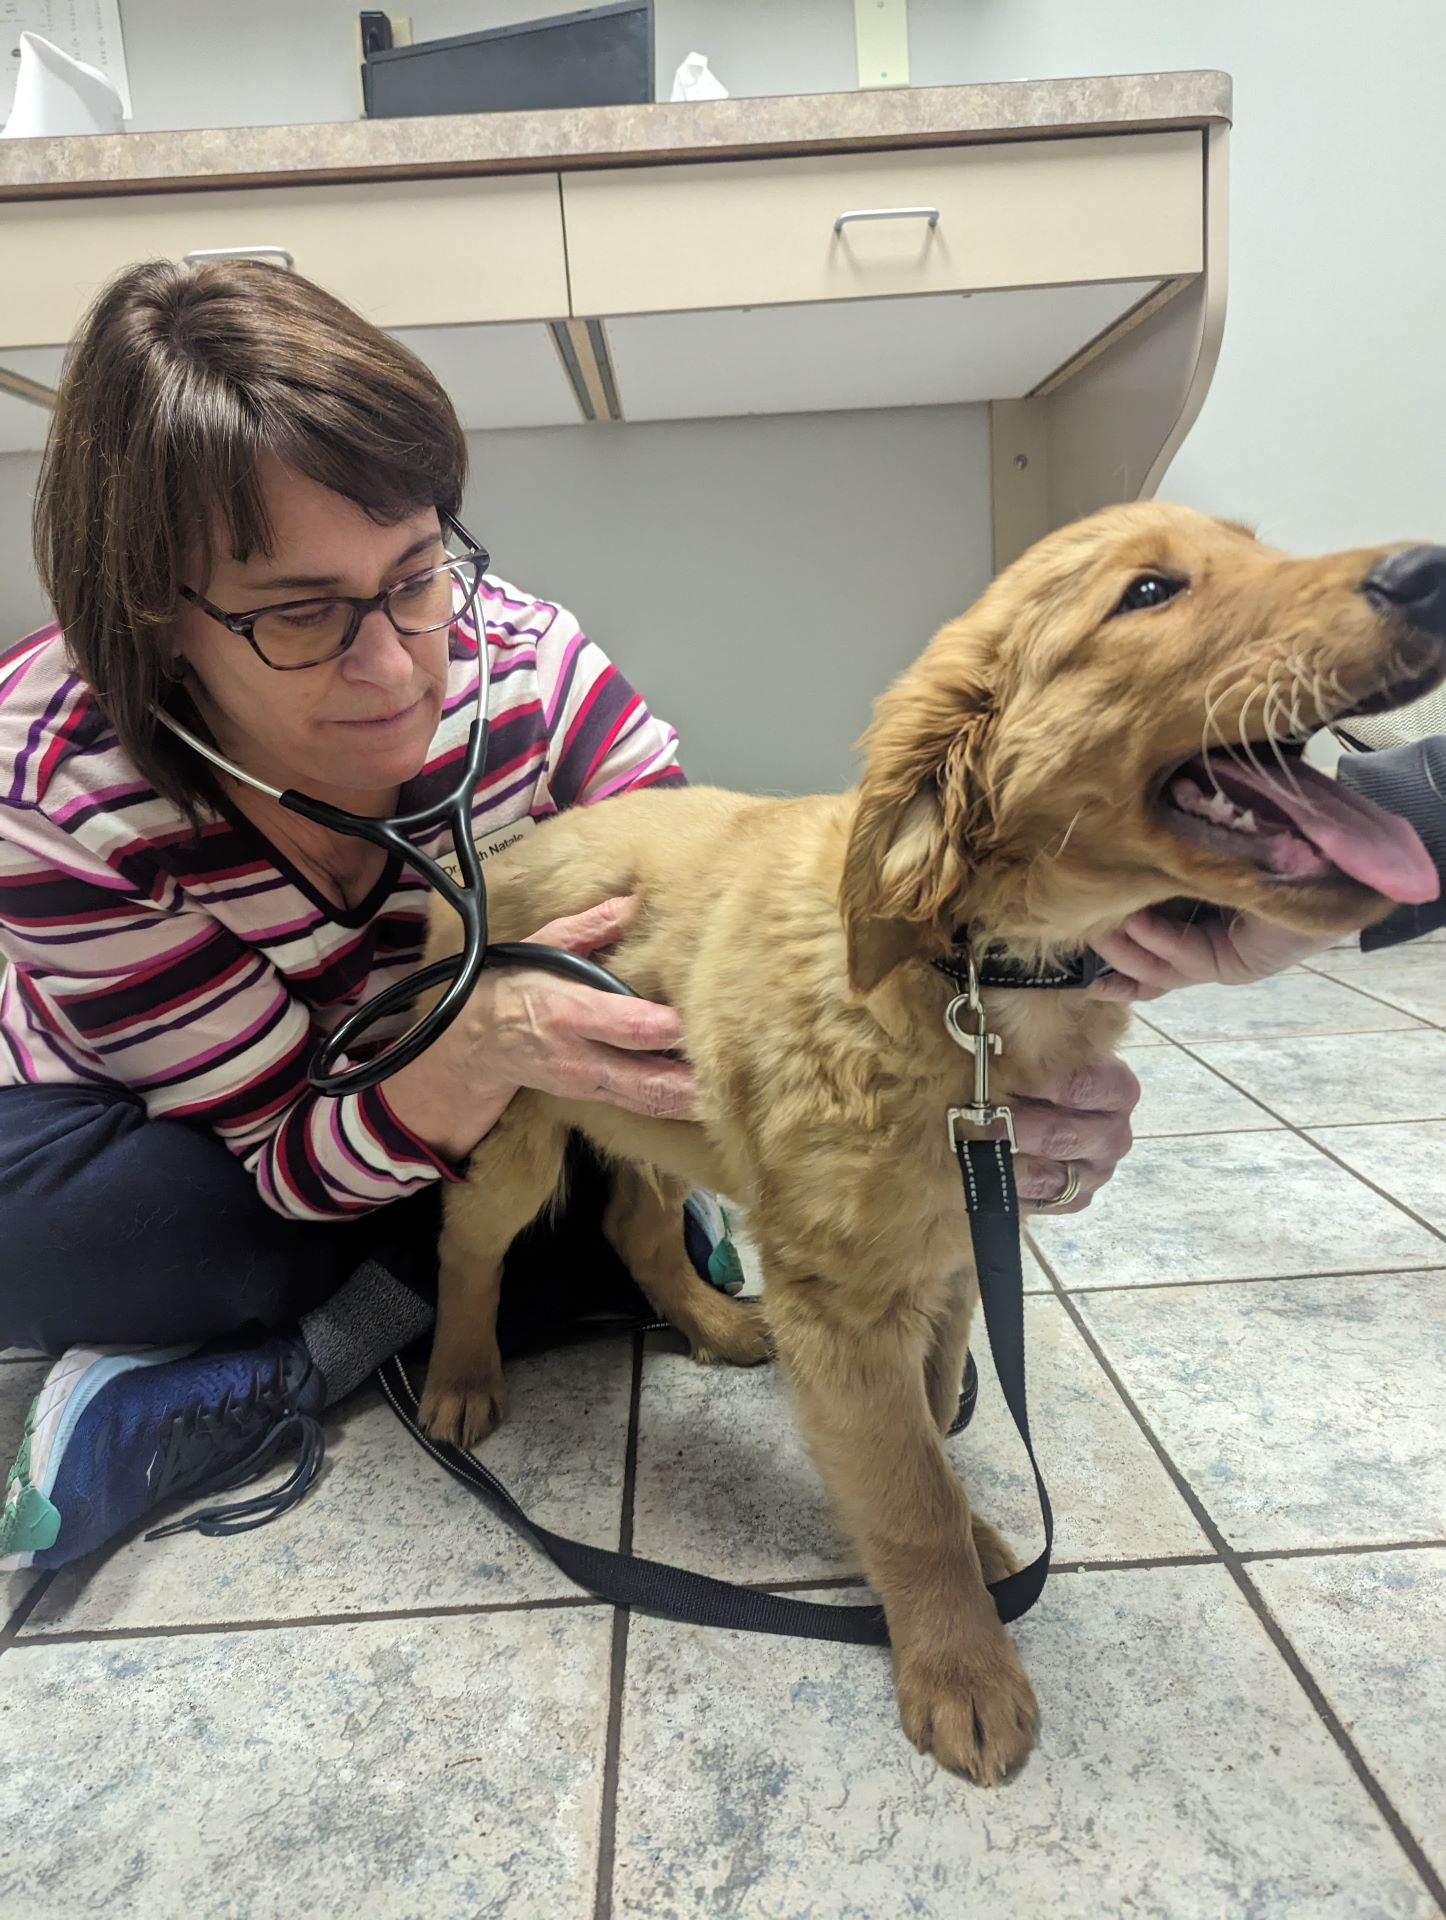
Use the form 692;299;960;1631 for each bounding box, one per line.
1006;1052;1140;1216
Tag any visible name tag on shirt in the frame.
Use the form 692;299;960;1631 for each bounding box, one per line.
433;816;536;887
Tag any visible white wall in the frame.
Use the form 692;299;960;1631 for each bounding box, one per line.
6;0;1445;788
907;0;1446;555
0;454;44;640
113;2;859;131
461;405;991;791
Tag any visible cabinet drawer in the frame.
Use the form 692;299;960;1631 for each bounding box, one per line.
563;132;1202;317
0;174;568;347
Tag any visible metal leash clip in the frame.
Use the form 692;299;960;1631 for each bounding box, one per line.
943;950;1018;1152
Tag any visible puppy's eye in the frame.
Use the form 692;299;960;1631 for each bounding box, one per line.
1112;573;1185;616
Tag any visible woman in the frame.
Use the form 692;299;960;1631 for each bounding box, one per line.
0;259;1138;1574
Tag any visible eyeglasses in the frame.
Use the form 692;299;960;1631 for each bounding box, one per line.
178;509;489;671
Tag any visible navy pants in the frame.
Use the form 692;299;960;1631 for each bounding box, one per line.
0;1082;630;1357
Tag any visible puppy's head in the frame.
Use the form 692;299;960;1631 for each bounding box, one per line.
841;502;1446;992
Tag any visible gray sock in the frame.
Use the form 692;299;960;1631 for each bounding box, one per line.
299;1258;434;1407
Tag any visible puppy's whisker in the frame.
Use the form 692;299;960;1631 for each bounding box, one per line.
1199;667;1256;800
1043;806;1085;863
1260;679;1306;799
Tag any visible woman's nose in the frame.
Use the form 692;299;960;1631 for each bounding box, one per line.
343;607;416;686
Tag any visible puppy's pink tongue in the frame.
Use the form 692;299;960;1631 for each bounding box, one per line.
1202;754;1439;903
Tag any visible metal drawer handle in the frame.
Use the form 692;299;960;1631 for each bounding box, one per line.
833;206;940;235
181;246;296;270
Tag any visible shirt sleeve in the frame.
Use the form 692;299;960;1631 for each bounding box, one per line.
1338;738;1446;948
0;800;460;1223
531;607;687;811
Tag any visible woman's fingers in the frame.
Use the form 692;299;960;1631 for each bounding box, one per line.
1013;1151;1110;1214
575;1048;698;1122
1005;1052;1140;1216
1088;922;1204;997
1091;908;1338;999
527;894;637;957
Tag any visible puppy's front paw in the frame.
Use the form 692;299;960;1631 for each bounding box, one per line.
418;1366;510;1449
893;1629;1038;1785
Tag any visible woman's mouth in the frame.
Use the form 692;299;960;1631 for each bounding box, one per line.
334;694;427;732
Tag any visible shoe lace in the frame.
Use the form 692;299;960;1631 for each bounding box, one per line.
144;1367;326;1542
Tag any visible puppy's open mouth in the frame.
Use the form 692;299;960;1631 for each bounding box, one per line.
1155;745;1439;904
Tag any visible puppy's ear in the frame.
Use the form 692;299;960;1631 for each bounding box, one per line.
840;628;996;995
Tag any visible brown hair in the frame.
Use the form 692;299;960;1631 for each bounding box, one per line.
32;257;469;820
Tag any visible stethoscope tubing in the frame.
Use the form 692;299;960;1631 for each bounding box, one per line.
154;629;637;1099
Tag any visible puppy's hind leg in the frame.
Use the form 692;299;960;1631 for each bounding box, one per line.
602;1162;770;1367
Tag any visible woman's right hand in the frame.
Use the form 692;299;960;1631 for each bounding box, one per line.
380;895;696;1162
1089;908;1337;1002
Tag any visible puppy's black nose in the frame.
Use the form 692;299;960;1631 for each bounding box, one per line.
1362;546;1446;637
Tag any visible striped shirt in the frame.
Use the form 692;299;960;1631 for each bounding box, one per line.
0;577;682;1221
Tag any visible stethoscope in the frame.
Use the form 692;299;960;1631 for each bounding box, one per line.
154;585;637;1099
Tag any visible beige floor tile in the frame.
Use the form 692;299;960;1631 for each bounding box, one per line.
610;1564;1436;1919
1030;1131;1442;1289
1;1608;612;1920
1079;1273;1446;1551
1252;1549;1446;1882
1194;1029;1446;1126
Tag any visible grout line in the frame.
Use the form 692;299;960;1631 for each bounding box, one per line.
13;1590;605;1648
592;1329;644;1920
1047;1262;1442;1296
16;1538;1442;1654
1056;1288;1446;1910
1238;1539;1446;1564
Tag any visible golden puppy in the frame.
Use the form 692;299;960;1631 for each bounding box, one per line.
421;503;1444;1783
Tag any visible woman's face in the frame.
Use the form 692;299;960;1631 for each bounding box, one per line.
172;455;454;806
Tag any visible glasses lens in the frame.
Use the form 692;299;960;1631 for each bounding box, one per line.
251;600;355;668
387;559;481;635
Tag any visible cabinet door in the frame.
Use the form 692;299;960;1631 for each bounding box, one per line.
605;280;1166;422
563;133;1202;317
0;175;568;350
389;325;584;430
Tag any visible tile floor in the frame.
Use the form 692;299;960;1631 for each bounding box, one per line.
3;953;1445;1918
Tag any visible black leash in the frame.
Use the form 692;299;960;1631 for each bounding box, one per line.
379;1141;1040;1644
379;943;1096;1642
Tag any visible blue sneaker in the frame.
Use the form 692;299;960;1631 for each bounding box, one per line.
0;1336;325;1571
684;1190;746;1295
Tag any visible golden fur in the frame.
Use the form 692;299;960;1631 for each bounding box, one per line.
420;502;1436;1783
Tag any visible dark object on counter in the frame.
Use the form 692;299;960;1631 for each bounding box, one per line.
360;2;655;119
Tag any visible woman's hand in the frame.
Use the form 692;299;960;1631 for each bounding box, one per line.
1089;909;1336;1003
382;895;696;1161
468;895;696;1117
1009;1052;1140;1216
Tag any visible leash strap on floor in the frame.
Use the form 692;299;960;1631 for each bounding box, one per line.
378;1150;1049;1643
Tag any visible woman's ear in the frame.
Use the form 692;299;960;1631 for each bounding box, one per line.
839;626;996;995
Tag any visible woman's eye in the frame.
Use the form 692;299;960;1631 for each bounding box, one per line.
1112;573;1186;616
275;603;337;630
